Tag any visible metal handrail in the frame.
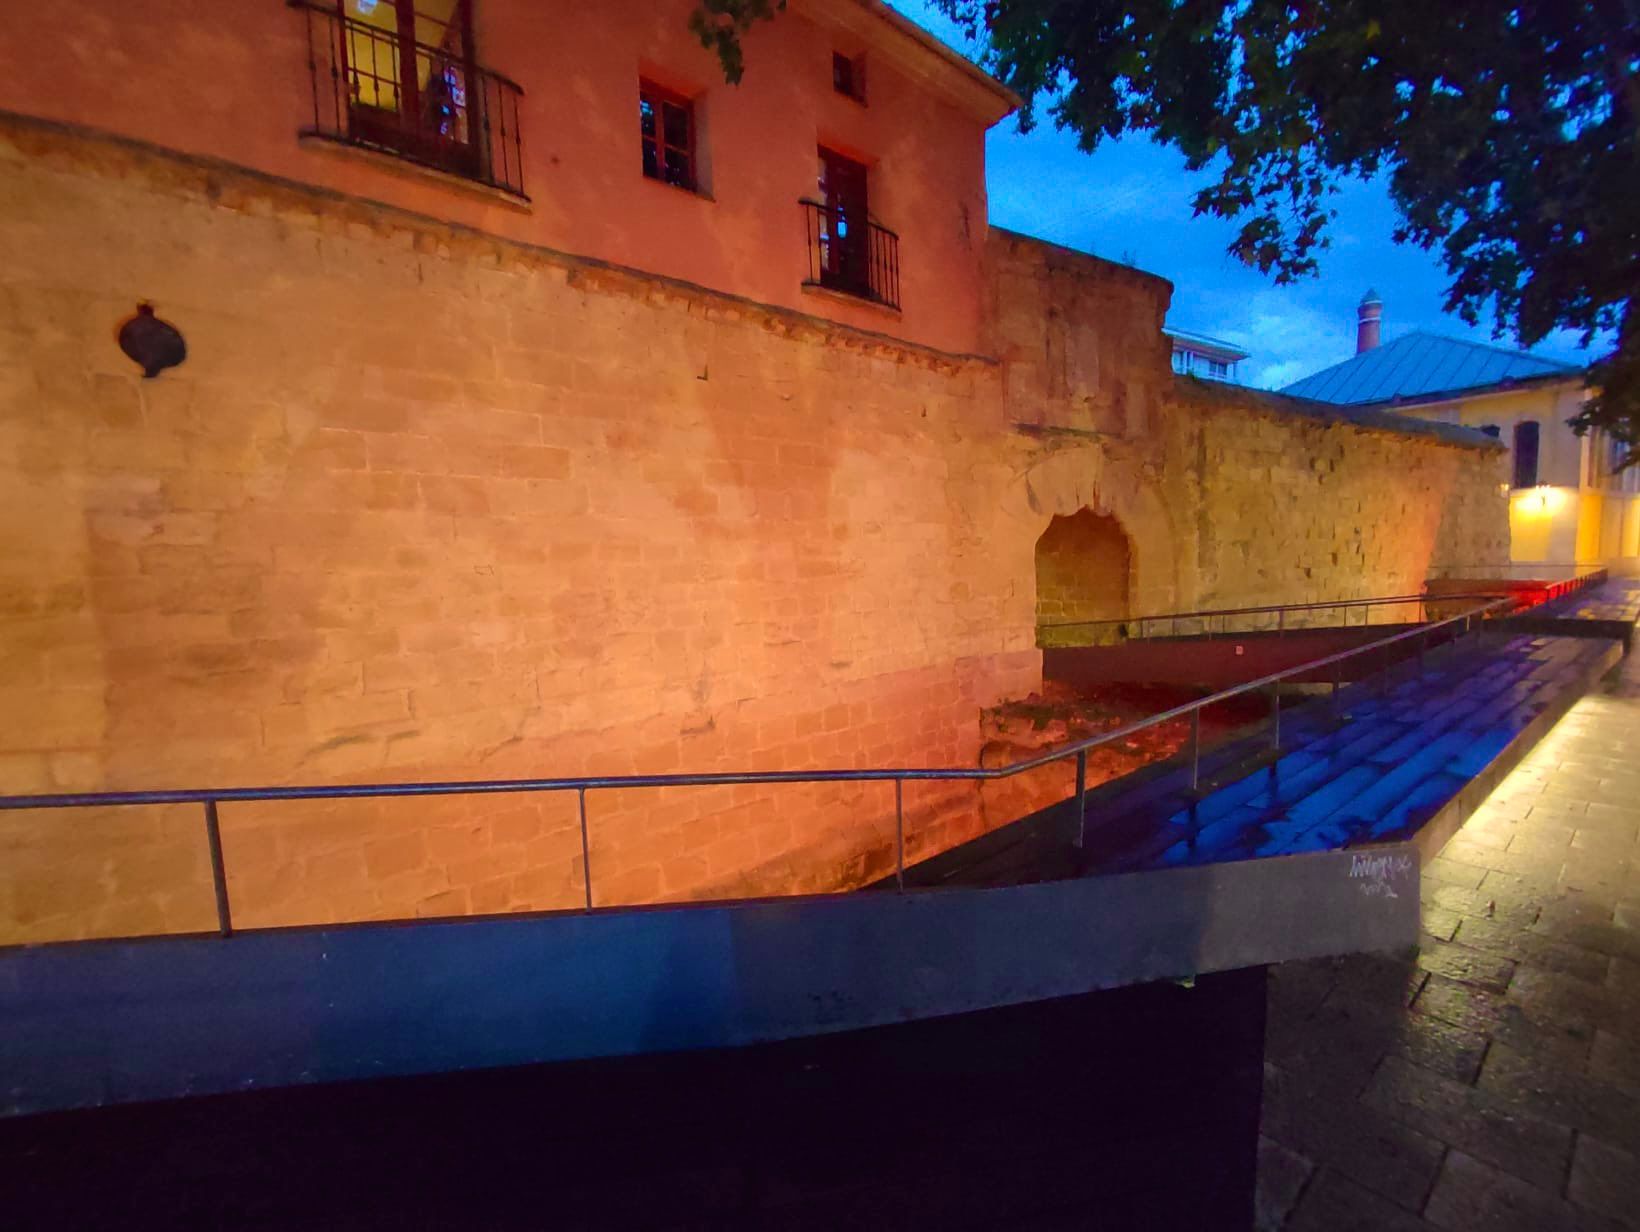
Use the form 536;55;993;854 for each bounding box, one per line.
0;598;1512;940
795;199;900;240
1041;571;1610;639
1038;592;1438;635
1426;563;1608;581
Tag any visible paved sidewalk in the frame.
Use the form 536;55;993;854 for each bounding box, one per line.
1258;645;1640;1231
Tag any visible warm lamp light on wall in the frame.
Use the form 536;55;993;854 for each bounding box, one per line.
1511;485;1564;517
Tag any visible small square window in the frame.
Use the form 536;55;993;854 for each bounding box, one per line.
639;80;696;191
832;52;865;102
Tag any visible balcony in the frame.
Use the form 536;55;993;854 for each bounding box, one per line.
293;1;525;198
800;199;901;312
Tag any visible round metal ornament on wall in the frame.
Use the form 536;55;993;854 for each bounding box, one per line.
117;303;186;378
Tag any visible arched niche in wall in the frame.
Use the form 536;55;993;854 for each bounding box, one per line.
1014;445;1184;638
1034;509;1133;645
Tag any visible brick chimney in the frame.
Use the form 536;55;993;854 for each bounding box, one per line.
1357;289;1383;354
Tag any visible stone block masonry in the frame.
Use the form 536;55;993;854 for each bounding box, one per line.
0;114;1507;942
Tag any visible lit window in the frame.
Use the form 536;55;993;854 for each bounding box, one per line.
296;0;525;195
639;81;696;191
333;0;480;172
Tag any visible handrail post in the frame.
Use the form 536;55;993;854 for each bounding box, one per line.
1074;750;1088;847
1189;709;1201;791
1271;685;1281;751
894;778;905;891
203;799;233;938
577;786;592;911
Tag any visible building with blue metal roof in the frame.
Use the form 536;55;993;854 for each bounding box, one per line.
1281;330;1581;407
1277;295;1637;573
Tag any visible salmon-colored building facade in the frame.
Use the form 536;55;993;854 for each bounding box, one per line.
1;0;1010;355
0;1;1508;942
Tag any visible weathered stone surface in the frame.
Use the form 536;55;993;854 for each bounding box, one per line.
1263;655;1640;1230
1286;1167;1431;1232
1415;938;1518;992
1425;1150;1623;1232
1478;1043;1640;1157
1569;1135;1640;1230
1264;1061;1446;1209
1255;1135;1315;1232
1364;1055;1572;1194
0;114;1509;940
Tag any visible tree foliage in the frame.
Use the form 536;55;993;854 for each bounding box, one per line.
693;0;1640;460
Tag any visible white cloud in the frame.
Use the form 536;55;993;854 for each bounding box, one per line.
1169;290;1356;390
1251;359;1317;390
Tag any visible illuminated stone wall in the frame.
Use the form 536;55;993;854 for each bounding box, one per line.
1034;511;1134;642
0;115;1505;941
1171;381;1512;612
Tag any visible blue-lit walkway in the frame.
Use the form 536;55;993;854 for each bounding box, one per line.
901;606;1623;890
1259;607;1640;1230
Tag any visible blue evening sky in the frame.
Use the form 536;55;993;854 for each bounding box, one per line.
896;2;1597;390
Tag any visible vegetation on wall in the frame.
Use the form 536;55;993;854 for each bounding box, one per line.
692;0;1640;464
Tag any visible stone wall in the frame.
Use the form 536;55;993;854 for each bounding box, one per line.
984;230;1508;624
1168;382;1511;613
0;115;1507;942
1034;511;1133;642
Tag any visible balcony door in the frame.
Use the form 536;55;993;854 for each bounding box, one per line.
817;147;870;297
338;0;479;177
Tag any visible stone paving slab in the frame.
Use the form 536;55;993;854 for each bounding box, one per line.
1260;646;1640;1231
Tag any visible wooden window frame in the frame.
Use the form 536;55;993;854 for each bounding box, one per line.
335;0;481;179
639;79;697;192
816;145;873;298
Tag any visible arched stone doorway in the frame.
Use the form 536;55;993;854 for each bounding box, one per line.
1015;445;1187;621
1034;509;1134;645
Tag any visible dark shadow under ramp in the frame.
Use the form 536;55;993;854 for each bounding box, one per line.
0;968;1268;1231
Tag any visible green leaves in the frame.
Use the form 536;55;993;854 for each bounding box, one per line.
690;0;1639;457
687;0;786;85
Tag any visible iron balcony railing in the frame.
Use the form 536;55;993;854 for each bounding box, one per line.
0;598;1511;943
293;1;526;198
800;199;901;311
